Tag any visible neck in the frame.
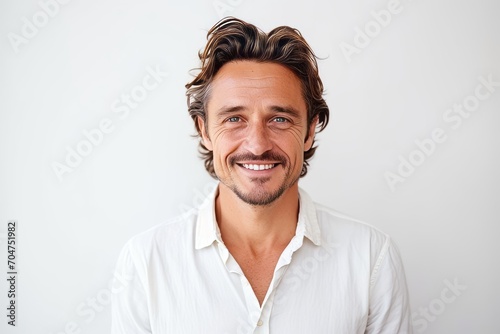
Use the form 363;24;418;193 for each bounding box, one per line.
215;183;300;254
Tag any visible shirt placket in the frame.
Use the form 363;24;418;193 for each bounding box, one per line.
216;235;304;334
250;264;290;334
215;242;259;332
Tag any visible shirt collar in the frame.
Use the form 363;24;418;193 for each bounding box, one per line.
195;183;321;250
194;185;222;250
297;187;321;246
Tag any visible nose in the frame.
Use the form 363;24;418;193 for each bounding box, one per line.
244;122;273;156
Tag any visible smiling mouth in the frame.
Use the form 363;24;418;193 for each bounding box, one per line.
239;163;277;171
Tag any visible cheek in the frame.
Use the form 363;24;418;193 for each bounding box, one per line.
211;129;241;161
280;128;307;151
273;131;308;166
211;123;239;140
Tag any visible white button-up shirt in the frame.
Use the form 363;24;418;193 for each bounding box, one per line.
112;186;412;333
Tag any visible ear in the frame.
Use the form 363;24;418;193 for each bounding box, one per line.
197;117;213;151
304;116;318;151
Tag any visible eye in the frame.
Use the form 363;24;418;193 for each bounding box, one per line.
273;117;288;123
227;116;240;122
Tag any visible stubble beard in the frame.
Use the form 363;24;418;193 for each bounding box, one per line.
215;151;301;206
222;165;300;207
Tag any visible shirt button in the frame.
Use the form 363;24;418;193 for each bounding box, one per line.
257;320;263;326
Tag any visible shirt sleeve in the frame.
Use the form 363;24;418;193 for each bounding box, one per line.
365;237;413;334
111;240;152;334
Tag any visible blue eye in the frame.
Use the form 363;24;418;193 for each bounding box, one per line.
274;117;287;123
227;116;240;122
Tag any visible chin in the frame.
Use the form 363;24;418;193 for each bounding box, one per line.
231;178;294;206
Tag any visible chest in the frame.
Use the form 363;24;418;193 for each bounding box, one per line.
229;248;284;305
147;243;371;333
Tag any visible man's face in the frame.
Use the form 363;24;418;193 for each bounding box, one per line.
199;60;316;206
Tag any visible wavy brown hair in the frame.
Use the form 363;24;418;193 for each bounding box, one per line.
185;17;330;178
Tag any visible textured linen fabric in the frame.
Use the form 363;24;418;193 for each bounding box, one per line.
111;185;412;333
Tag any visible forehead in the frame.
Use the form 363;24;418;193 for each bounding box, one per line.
207;60;306;112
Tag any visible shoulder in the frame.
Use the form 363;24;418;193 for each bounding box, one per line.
113;208;203;285
299;187;391;252
314;202;388;240
312;201;406;278
123;208;199;260
313;202;396;266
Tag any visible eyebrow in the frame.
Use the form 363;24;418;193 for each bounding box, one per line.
269;105;301;118
215;105;302;119
216;106;245;117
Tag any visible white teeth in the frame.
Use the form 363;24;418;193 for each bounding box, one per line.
242;163;275;171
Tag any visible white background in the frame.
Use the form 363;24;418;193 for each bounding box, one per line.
1;0;499;333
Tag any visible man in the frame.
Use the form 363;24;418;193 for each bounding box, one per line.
112;17;412;333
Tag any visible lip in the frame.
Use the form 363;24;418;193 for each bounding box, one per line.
236;161;281;164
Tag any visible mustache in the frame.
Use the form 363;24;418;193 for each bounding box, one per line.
229;152;287;166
